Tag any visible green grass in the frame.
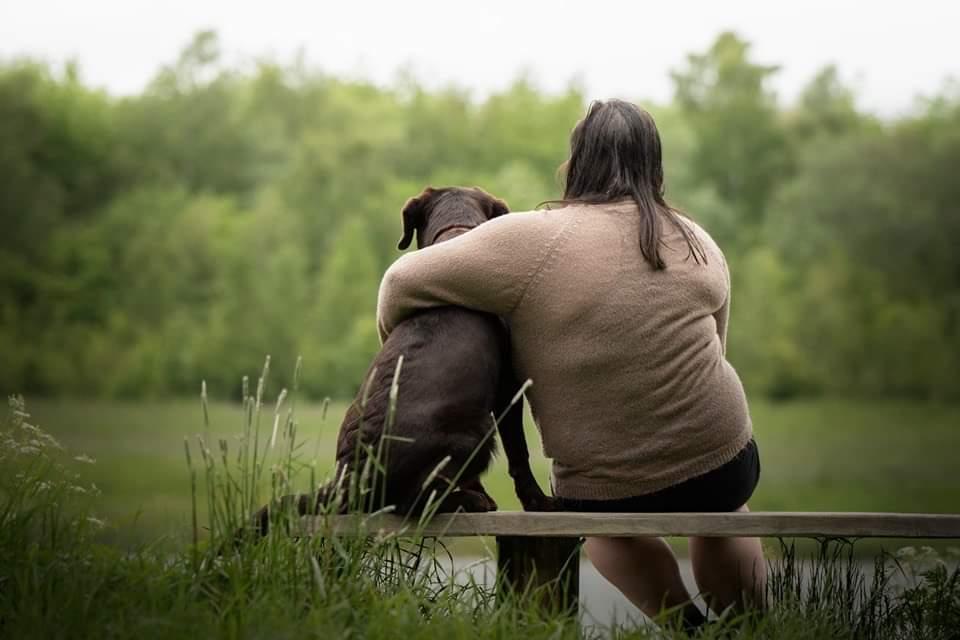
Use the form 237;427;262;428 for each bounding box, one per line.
4;392;959;640
750;399;960;514
26;395;960;549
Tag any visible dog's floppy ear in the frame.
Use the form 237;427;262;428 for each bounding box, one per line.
488;196;509;219
398;188;434;250
473;187;510;220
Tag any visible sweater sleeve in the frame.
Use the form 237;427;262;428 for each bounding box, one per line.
376;212;548;342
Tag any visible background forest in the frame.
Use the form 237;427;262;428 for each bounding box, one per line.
3;30;959;403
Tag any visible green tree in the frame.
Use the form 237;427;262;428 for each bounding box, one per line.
671;32;792;232
2;30;957;402
788;65;872;141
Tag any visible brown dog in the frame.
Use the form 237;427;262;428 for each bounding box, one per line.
250;187;554;535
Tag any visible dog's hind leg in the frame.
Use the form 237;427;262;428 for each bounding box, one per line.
434;488;498;513
460;477;498;511
401;476;497;514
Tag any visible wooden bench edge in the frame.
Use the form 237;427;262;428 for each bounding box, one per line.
301;511;960;539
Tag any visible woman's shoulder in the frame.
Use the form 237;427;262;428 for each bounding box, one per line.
673;212;726;262
484;205;579;235
648;211;728;280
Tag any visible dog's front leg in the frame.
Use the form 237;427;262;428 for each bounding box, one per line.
496;369;559;512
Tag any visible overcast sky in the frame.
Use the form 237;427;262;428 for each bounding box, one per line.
2;0;957;115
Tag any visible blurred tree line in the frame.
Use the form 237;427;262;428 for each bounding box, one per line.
2;31;958;401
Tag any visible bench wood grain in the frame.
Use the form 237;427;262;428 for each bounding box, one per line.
309;511;960;539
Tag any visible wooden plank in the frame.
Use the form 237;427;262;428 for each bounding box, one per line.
306;511;960;539
496;536;580;613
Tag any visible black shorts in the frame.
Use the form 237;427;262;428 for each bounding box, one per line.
556;438;760;513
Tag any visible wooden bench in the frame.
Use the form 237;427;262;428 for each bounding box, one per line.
309;511;960;612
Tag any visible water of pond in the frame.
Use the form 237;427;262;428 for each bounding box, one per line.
452;556;695;629
450;555;890;632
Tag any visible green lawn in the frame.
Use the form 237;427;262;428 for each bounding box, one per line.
26;397;960;548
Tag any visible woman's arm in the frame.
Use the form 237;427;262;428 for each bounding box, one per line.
376;212;552;342
714;252;731;355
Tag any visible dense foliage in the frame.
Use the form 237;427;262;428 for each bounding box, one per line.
2;31;958;401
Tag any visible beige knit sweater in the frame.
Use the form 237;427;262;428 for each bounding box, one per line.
376;200;753;500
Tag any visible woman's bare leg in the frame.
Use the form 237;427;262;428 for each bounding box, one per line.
689;504;766;615
583;536;705;628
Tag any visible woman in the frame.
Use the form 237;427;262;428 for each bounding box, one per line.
377;99;764;627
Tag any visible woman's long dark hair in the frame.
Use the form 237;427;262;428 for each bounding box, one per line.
550;99;706;270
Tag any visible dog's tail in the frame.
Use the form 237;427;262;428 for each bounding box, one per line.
227;481;345;552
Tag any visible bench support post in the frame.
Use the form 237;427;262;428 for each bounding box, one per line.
496;535;580;614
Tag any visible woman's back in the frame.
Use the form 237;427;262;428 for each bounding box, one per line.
506;201;752;500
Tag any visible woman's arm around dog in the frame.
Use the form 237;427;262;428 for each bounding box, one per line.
377;209;574;341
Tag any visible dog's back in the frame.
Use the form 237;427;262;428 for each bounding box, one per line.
336;306;506;513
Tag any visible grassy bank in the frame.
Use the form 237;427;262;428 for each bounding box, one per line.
3;392;959;639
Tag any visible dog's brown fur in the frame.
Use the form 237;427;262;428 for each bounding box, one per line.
249;187;554;536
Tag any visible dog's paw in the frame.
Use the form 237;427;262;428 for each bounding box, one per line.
519;493;562;512
479;493;499;512
437;490;498;513
464;490;498;512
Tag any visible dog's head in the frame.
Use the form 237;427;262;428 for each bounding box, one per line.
398;186;509;250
